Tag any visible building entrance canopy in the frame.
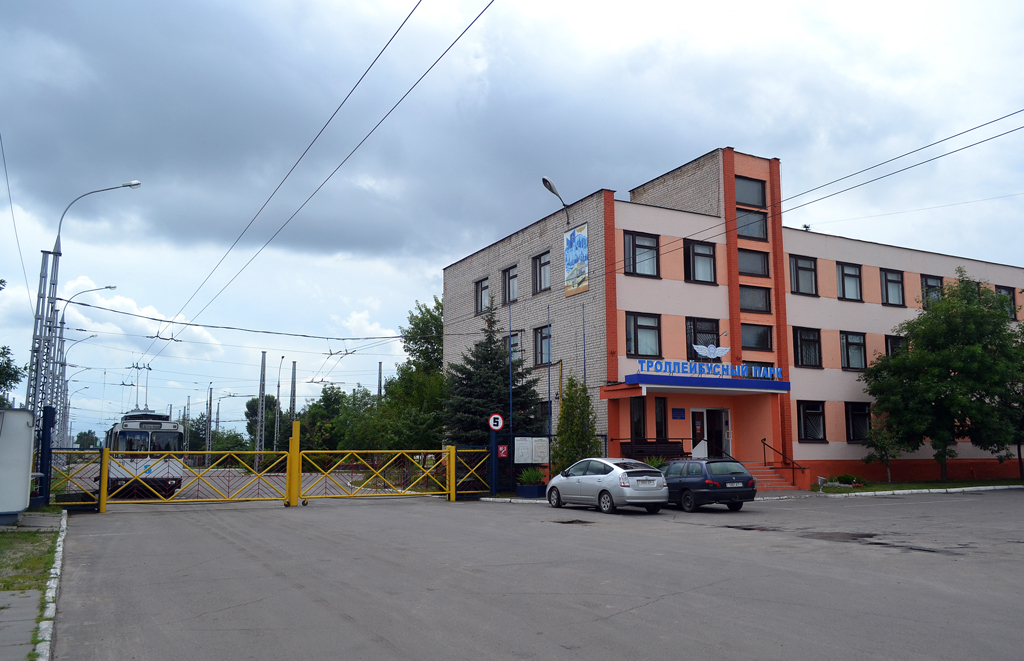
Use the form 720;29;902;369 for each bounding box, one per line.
602;373;790;399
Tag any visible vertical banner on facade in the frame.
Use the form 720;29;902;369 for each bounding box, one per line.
564;223;589;296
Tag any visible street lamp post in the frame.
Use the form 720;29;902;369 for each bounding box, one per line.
66;386;89;447
53;286;115;442
55;334;96;448
25;182;140;434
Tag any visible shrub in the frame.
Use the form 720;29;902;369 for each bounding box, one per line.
518;467;546;485
643;456;666;469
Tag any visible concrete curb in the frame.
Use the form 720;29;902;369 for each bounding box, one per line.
34;510;66;661
817;484;1024;498
479;497;549;504
482;485;1024;505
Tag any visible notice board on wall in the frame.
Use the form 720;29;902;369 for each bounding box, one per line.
514;436;550;464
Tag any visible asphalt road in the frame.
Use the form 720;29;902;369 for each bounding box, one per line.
54;491;1024;660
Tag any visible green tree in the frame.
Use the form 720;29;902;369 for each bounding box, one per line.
75;429;99;448
551;375;600;472
244;395;286;450
0;279;27;407
861;426;903;483
211;429;249;452
861;268;1024;481
400;296;444;373
446;304;543;446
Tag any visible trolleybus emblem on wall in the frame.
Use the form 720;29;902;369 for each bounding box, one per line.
692;344;731;359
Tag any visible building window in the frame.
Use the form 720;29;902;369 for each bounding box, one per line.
885;335;904;356
738;249;769;277
837;263;862;301
793;327;822;367
995;285;1017;320
686;317;721;361
741;323;772;351
735;176;766;208
534;325;551;365
739;285;771;313
684;240;716;284
626;313;661;358
624;231;659;277
743;361;774;379
921;274;943;307
532;252;551;294
846;402;871;443
505;332;521;361
736;209;767;240
840;331;867;371
502;266;518;304
537;400;551;433
474;278;489;314
881;269;904;306
798;401;826;442
790;255;817;295
630;396;646;441
655;397;667;440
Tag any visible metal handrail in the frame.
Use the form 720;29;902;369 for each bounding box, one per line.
760;438;806;486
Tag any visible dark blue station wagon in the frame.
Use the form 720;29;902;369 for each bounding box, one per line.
661;459;757;512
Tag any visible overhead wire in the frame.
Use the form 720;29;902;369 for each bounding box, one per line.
141;0;425;359
597;118;1024;279
0;126;33;314
155;1;497;363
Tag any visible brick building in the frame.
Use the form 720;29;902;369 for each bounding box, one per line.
442;147;1023;488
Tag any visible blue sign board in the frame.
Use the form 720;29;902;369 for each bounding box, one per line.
671;408;686;420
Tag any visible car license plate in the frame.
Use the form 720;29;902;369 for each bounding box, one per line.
726;482;742;488
637;478;655;486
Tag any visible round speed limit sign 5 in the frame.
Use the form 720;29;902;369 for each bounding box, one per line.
488;414;504;431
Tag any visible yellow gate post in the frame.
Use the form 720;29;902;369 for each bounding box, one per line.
286;421;301;507
447;445;456;502
98;447;110;513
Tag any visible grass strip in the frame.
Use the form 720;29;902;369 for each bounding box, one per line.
816;478;1024;494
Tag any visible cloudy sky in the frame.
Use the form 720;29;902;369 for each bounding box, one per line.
2;0;1023;437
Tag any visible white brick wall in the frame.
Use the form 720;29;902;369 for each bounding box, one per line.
443;191;610;438
629;149;722;216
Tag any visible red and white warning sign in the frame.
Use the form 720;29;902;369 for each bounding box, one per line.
488;413;505;431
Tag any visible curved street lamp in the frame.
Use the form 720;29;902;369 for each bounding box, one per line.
65;386;89;448
54;286;115;434
26;181;140;427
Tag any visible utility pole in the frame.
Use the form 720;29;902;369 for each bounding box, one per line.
274;356;284;452
215;401;220;434
256;352;266;455
377;362;383;408
184;396;190;451
289;361;297;424
205;385;212;453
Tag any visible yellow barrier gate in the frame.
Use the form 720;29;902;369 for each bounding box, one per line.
50;449;102;507
69;423;493;510
103;450;289;504
298;449;449;502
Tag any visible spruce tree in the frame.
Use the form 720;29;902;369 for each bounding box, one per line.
446;304;543;445
552;375;600;472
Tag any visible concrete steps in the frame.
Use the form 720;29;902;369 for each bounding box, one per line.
748;465;801;491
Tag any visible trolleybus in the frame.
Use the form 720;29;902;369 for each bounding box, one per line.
104;409;184;498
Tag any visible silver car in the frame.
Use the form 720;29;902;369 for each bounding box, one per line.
546;458;668;514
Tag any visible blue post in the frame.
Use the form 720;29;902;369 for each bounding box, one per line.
41;405;55;506
489;429;498;496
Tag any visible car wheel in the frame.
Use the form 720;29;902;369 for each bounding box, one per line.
548;488;563;508
727;502;743;512
598;491;616;514
645;505;661;514
681;491;697;513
